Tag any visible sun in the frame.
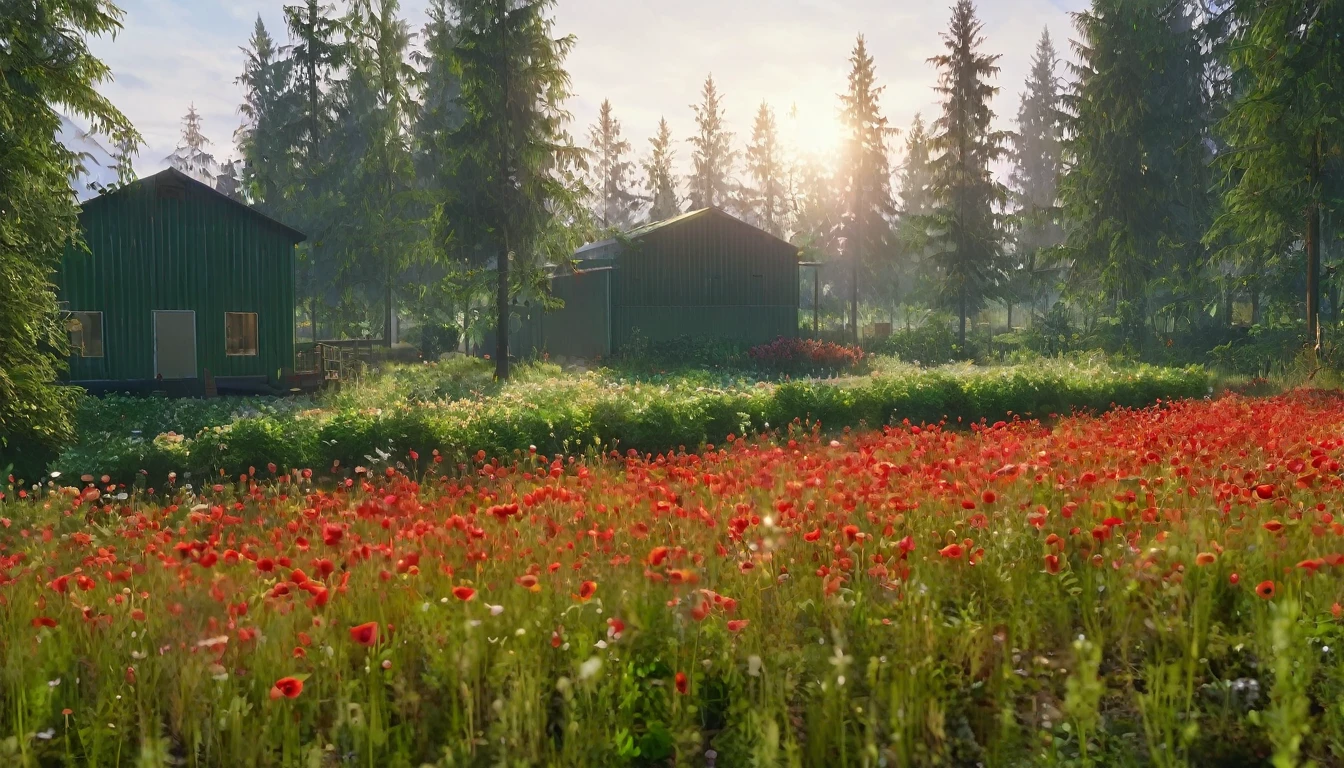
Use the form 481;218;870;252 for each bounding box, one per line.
783;104;846;163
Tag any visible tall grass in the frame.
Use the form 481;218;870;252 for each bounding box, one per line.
1;392;1342;765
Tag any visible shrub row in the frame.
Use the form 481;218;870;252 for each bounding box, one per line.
46;362;1209;485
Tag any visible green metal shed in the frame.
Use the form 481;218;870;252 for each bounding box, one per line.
516;207;799;358
56;168;306;393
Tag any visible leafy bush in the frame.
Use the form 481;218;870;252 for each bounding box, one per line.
747;336;865;375
864;314;972;365
51;360;1210;483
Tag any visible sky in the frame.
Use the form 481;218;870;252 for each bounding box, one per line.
89;0;1087;179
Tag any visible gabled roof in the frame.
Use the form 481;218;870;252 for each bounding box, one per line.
574;206;796;259
81;167;307;243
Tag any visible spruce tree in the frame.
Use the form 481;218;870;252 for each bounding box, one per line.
927;0;1009;349
167;104;217;184
643;117;680;222
283;0;348;340
236;16;294;208
1007;28;1064;324
447;0;589;380
1212;0;1344;350
838;35;897;338
1063;0;1214;346
687;75;736;210
587;99;640;230
744;102;789;237
0;0;138;475
339;0;420;345
895;113;936;312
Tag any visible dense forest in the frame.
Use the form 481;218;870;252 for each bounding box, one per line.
205;0;1342;366
3;0;1343;454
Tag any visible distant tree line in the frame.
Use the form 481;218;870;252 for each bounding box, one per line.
2;0;1342;467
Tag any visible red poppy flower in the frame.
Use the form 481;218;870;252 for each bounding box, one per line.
1043;554;1061;574
270;676;304;700
674;671;688;694
1262;520;1284;533
1255;484;1275;500
577;580;597;601
1255;580;1275;599
726;619;749;632
452;586;476;601
1194;552;1216;566
938;543;963;559
350;622;379;646
31;616;57;628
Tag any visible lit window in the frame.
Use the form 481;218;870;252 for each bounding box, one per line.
67;311;104;357
225;312;259;356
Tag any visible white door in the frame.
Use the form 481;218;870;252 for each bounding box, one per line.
154;310;197;379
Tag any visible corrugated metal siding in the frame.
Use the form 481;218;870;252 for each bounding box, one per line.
612;211;798;350
58;175;299;383
513;269;612;359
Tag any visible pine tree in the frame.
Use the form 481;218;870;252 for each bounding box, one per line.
744;102;788;237
167;104;218;184
0;0;138;475
587;99;641;230
895;113;936;312
338;0;421;345
1212;0;1344;350
236;16;294;208
1007;28;1064;325
447;0;589;380
283;0;348;340
414;0;465;184
927;0;1009;349
643;117;680;222
687;75;736;210
839;36;898;337
1063;0;1215;346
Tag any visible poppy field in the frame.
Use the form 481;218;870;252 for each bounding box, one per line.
3;391;1344;767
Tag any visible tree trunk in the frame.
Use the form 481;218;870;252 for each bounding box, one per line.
1306;131;1323;355
1307;202;1321;353
384;280;394;348
958;290;967;350
1006;301;1013;331
1250;286;1260;326
495;246;511;380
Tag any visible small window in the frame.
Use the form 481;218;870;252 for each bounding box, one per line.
225;312;259;356
67;311;104;357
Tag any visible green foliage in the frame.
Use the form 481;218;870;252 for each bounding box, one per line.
926;0;1010;347
49;358;1209;483
743;102;789;237
1211;0;1344;345
446;0;589;379
0;0;138;482
587;99;641;231
686;75;736;211
642;118;680;223
866;315;969;365
1008;28;1065;318
1062;0;1217;345
839;35;899;327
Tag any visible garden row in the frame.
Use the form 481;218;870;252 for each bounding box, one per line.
43;360;1210;485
